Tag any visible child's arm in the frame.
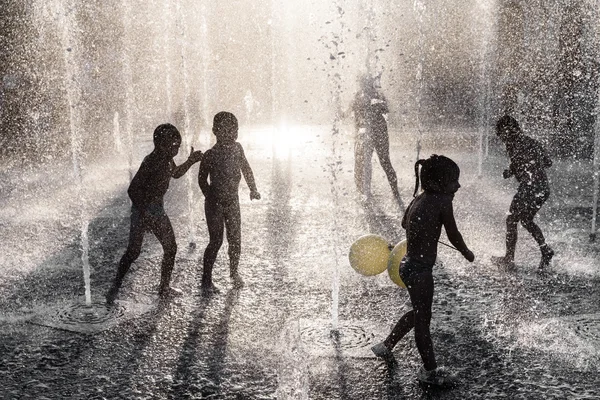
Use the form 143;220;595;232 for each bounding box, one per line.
173;147;203;179
197;153;211;198
503;164;514;179
441;200;474;262
538;143;552;169
401;198;416;230
238;143;260;200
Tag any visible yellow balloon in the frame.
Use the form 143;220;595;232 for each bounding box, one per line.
348;234;391;276
387;239;407;288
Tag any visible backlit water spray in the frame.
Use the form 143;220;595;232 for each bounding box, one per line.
327;1;347;335
475;0;495;177
122;0;135;179
176;1;196;248
56;0;92;306
413;0;426;161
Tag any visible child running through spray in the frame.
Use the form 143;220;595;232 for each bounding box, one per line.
198;111;260;295
491;115;554;271
371;155;475;387
106;123;203;304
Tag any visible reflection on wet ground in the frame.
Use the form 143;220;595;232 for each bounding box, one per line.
0;125;599;399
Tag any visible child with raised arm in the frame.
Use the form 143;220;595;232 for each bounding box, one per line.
106;123;203;304
198;112;260;295
371;155;474;387
491;115;554;271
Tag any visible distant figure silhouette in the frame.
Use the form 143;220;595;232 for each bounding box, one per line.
106;123;203;304
491;115;554;271
198;112;260;295
371;155;474;387
342;73;402;207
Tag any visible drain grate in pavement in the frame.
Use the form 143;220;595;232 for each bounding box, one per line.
28;300;154;334
282;319;388;358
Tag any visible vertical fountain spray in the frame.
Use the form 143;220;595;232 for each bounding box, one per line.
589;2;600;242
176;0;196;248
413;0;426;162
199;5;211;146
163;0;174;121
475;1;495;177
121;0;135;180
592;116;600;241
113;111;123;154
327;1;347;335
56;0;92;306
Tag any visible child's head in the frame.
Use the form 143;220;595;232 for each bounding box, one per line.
153;123;181;157
213;111;238;143
496;115;521;142
413;154;460;196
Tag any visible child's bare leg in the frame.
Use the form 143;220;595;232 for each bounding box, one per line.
202;200;224;292
505;213;518;261
383;310;415;349
521;216;554;269
375;143;402;208
410;271;436;371
225;205;243;287
152;215;177;296
106;209;144;304
354;133;373;197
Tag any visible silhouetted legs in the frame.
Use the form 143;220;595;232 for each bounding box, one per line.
381;270;436;370
354;126;403;207
202;199;243;293
495;185;553;269
106;206;177;304
372;129;403;208
354;129;373;198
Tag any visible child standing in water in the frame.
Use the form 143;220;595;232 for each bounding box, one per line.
371;155;475;386
491;115;554;271
106;123;203;304
198;112;260;295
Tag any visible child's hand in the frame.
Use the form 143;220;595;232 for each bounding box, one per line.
250;190;261;200
502;169;512;179
188;147;203;163
463;249;475;263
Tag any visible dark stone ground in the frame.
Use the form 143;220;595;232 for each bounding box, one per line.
0;126;599;399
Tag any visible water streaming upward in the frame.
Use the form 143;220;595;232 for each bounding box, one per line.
122;0;135;179
413;0;425;161
328;1;347;333
592;96;600;238
164;0;174;120
199;6;210;129
177;1;196;247
56;0;92;305
475;1;494;177
113;111;123;154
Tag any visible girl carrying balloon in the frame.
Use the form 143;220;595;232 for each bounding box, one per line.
371;154;475;387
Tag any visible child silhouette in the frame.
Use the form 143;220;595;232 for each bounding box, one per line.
198;112;260;295
491;115;554;271
106;123;202;304
371;155;474;387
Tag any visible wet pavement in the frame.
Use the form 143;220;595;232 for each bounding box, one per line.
0;125;599;399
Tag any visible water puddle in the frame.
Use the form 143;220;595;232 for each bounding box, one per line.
281;318;387;358
28;300;154;334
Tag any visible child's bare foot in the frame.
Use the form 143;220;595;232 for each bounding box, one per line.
371;342;395;362
491;255;515;271
539;245;554;270
158;286;183;299
417;366;458;387
231;274;245;289
105;285;120;305
201;284;220;297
